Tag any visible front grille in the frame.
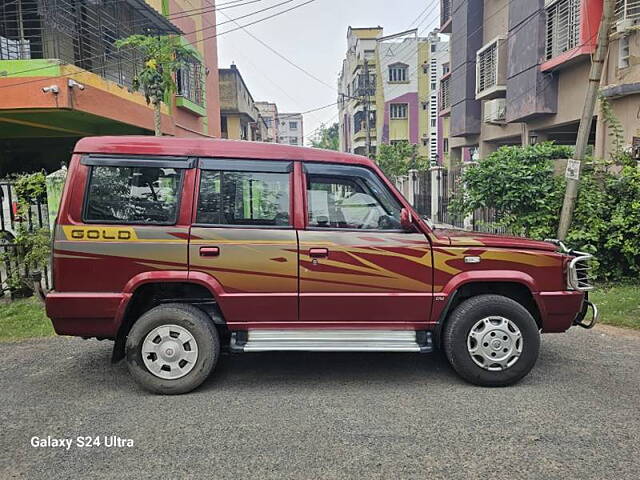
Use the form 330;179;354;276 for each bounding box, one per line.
567;253;594;291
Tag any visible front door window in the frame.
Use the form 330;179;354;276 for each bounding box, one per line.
306;165;402;230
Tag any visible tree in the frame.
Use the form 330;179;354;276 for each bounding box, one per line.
375;142;427;179
115;35;195;136
310;122;339;151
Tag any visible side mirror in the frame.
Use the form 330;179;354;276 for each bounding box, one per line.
400;208;414;232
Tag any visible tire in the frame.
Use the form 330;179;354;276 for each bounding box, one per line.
125;303;220;395
442;294;540;387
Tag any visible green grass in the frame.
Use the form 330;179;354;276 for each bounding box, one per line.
0;297;54;341
0;283;637;342
590;283;640;330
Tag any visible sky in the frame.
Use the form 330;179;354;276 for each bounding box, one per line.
216;0;441;145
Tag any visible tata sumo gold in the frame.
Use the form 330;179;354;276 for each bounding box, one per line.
43;136;598;394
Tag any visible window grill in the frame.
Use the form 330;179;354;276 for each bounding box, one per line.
440;76;450;110
546;0;581;60
616;0;640;22
619;34;631;68
177;59;204;107
0;0;176;89
441;0;451;25
477;42;497;94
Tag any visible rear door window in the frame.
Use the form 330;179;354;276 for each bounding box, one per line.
83;160;185;224
196;159;291;227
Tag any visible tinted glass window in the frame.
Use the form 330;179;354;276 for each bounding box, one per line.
85;166;182;224
307;167;402;230
197;170;290;226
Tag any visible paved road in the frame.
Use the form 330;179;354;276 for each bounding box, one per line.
1;326;639;480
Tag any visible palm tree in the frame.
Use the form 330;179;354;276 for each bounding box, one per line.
115;35;195;135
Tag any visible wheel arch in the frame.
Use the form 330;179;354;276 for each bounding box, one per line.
112;273;228;362
433;278;542;348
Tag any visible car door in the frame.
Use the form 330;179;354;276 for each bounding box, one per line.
189;159;298;327
298;162;433;326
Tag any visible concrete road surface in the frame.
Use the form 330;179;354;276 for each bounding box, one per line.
1;325;639;479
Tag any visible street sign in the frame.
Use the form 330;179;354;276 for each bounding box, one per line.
565;159;581;180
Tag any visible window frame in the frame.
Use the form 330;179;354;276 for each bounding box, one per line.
390;103;409;120
619;34;631;69
81;155;191;226
193;158;294;229
388;63;409;83
302;162;405;233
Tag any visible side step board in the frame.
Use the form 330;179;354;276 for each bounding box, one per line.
231;330;433;353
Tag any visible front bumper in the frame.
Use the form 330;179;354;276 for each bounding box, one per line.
573;294;599;329
534;291;599;332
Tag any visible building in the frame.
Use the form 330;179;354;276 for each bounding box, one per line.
338;26;448;160
218;64;262;141
256;102;279;143
0;0;222;175
438;0;640;167
338;27;382;156
376;29;448;160
277;113;304;145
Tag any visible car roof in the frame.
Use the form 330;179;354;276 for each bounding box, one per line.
74;136;374;167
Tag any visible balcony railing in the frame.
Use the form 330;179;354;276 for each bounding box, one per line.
354;73;376;97
0;0;179;88
615;0;640;22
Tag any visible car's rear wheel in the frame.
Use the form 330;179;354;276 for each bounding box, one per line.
442;294;540;387
125;303;220;394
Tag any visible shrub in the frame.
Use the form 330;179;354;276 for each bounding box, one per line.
450;142;639;280
450;143;571;238
602;166;640;279
1;172;51;295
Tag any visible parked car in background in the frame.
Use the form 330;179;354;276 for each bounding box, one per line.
44;136;598;394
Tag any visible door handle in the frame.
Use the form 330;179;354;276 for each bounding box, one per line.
199;246;220;257
309;248;329;259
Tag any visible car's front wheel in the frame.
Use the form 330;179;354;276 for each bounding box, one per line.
125;303;220;394
442;294;540;387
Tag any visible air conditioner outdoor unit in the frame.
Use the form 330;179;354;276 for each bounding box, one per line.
484;98;507;124
616;18;635;34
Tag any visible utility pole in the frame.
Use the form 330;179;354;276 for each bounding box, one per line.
363;59;372;158
557;0;616;240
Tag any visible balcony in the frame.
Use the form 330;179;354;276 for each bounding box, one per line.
0;0;180;88
0;0;182;138
353;128;376;142
355;73;376;97
615;0;640;29
541;0;602;72
441;0;452;34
